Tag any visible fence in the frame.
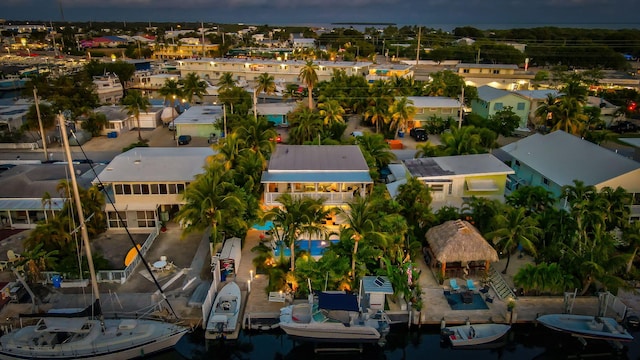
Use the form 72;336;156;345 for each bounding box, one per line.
42;227;159;285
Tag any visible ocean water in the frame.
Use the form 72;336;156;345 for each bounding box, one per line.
152;324;640;359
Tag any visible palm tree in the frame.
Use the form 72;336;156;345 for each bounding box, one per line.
180;72;208;104
439;126;484;155
486;206;541;274
534;93;559;131
122;90;150;141
552;96;588;135
213;132;245;170
388;97;416;138
414;141;440;158
506;185;555;215
336;196;386;280
20;243;59;284
217;72;237;91
176;162;247;245
288;105;323;144
158;78;182;107
299;60;319;109
317;99;345;126
357;132;396;171
263;194;326;271
255;72;276;103
236;116;277;164
364;97;389;134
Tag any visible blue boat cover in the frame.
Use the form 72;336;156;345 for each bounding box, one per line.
317;292;359;312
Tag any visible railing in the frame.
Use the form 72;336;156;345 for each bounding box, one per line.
265;191;354;205
42;227;159;285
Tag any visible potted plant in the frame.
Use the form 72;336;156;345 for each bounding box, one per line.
507;297;516;312
160;221;167;232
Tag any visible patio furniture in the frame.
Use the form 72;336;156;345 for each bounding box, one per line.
450;279;460;292
480;285;490;294
467;279;477;291
7;250;20;264
485;295;494;303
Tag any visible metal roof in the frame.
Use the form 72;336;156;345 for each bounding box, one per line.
501;131;640;186
404;154;513;178
455;63;519;70
256;102;296;116
406;96;461;108
476;85;513;102
173;105;223;125
514;89;560;100
0;198;65;211
267;145;369;172
362;276;394;294
94;147;215;183
0;164;98;198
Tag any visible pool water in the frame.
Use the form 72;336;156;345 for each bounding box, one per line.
273;239;339;257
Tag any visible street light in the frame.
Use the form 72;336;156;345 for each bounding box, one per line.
355;45;359;60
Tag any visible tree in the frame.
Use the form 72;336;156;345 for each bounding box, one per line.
255;72;276;103
217;72;237;91
122;90;150;141
176;162;248;245
487;106;521;137
439;126;485;155
357;132;396;173
299;60;319;109
81;111;108;136
287;105;323;144
158;79;182;107
552;96;588;135
506;185;555;215
395;177;435;235
317;99;345;126
180;72;207;104
486;206;541;274
388;97;416;138
236;116;277;164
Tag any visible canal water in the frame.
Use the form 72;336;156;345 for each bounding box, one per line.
151;324;640;359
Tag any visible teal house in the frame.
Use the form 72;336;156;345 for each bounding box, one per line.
471;85;530;130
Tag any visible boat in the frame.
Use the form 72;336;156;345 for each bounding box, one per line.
441;323;511;347
278;291;390;344
0;75;28;91
537;314;634;342
206;281;241;336
0;114;189;360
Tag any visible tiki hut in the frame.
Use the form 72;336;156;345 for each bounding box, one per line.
425;219;498;279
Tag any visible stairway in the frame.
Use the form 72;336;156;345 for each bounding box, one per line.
488;266;516;300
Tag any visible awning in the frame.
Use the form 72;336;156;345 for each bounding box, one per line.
466;179;499;192
0;198;65;211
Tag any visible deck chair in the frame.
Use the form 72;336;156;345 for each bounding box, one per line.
466;279;477;291
7;250;20;263
449;279;460;292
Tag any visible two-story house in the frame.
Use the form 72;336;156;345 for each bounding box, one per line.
401;154;514;210
406;96;462;129
93;147;215;230
471;85;530;131
455;63;532;90
366;64;414;84
500;130;640;221
261;145;372;209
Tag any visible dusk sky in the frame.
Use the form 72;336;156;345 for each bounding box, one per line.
3;0;640;30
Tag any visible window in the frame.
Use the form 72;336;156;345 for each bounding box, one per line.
132;184;142;195
494;103;504;111
108;211;127;228
177;183;185;193
542;178;549;186
114;184;123;195
150;184;159;194
448;183;453;195
517;102;525;110
492;69;500;74
463;69;469;73
429;184;444;192
631;193;640;205
515;160;521;167
159;184;168;194
136;211;156;228
141;184;150;194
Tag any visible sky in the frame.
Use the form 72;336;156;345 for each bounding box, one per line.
3;0;640;30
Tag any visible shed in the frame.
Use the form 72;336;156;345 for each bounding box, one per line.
425;220;498;279
361;276;394;310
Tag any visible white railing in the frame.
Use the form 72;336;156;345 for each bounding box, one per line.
265;191;354;205
42;227;159;285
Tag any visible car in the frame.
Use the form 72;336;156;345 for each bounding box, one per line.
177;135;192;145
609;121;638;134
409;128;428;142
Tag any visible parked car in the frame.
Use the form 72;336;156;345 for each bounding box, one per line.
610;121;638;133
178;135;192;145
409;128;428;142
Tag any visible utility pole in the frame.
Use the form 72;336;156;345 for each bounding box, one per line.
201;21;205;58
458;85;465;129
416;26;421;66
476;48;480;64
223;104;227;137
33;88;48;161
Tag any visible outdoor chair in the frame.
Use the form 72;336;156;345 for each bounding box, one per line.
6;250;20;264
485;294;494;303
449;279;460;292
466;279;477;291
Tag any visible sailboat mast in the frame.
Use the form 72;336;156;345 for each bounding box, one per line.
58;114;102;304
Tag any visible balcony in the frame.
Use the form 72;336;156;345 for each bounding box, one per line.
265;191;354;206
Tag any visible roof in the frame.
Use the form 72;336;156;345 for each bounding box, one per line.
94;147;215;183
0;164;98;198
500;131;640;186
514;89;560;100
261;171;372;183
93;105;128;121
404;154;513;178
362;276;394;294
173;105;223;125
267;145;370;172
406;96;461;108
455;63;518;70
0;198;65;211
256;102;296;116
425;220;499;263
476;85;513;102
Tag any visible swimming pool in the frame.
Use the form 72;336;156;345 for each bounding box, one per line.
273;239;339;257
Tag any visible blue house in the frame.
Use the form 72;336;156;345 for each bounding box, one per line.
471;85;530;131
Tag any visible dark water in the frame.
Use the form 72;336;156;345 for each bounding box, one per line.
151;324;640;360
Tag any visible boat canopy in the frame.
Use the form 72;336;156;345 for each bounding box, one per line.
317;292;359;312
41;317;88;332
20;299;102;318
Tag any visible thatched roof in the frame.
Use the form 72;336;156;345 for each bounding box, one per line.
425;220;499;264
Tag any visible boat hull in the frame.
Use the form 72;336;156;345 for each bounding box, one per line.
279;322;382;343
537;314;634;342
0;319;188;360
206;281;241;335
445;324;511;347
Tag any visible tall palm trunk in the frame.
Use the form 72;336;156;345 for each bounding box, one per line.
308;86;314;109
351;239;359;280
137;116;142;141
502;253;512;274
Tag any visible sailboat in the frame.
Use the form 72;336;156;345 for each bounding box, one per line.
0;115;189;360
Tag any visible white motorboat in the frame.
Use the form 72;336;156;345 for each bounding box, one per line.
206;281;241;336
537;314;634;342
0;115;189;360
279;292;390;344
441;323;511;347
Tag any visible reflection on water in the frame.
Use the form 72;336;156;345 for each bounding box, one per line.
151;324;640;360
